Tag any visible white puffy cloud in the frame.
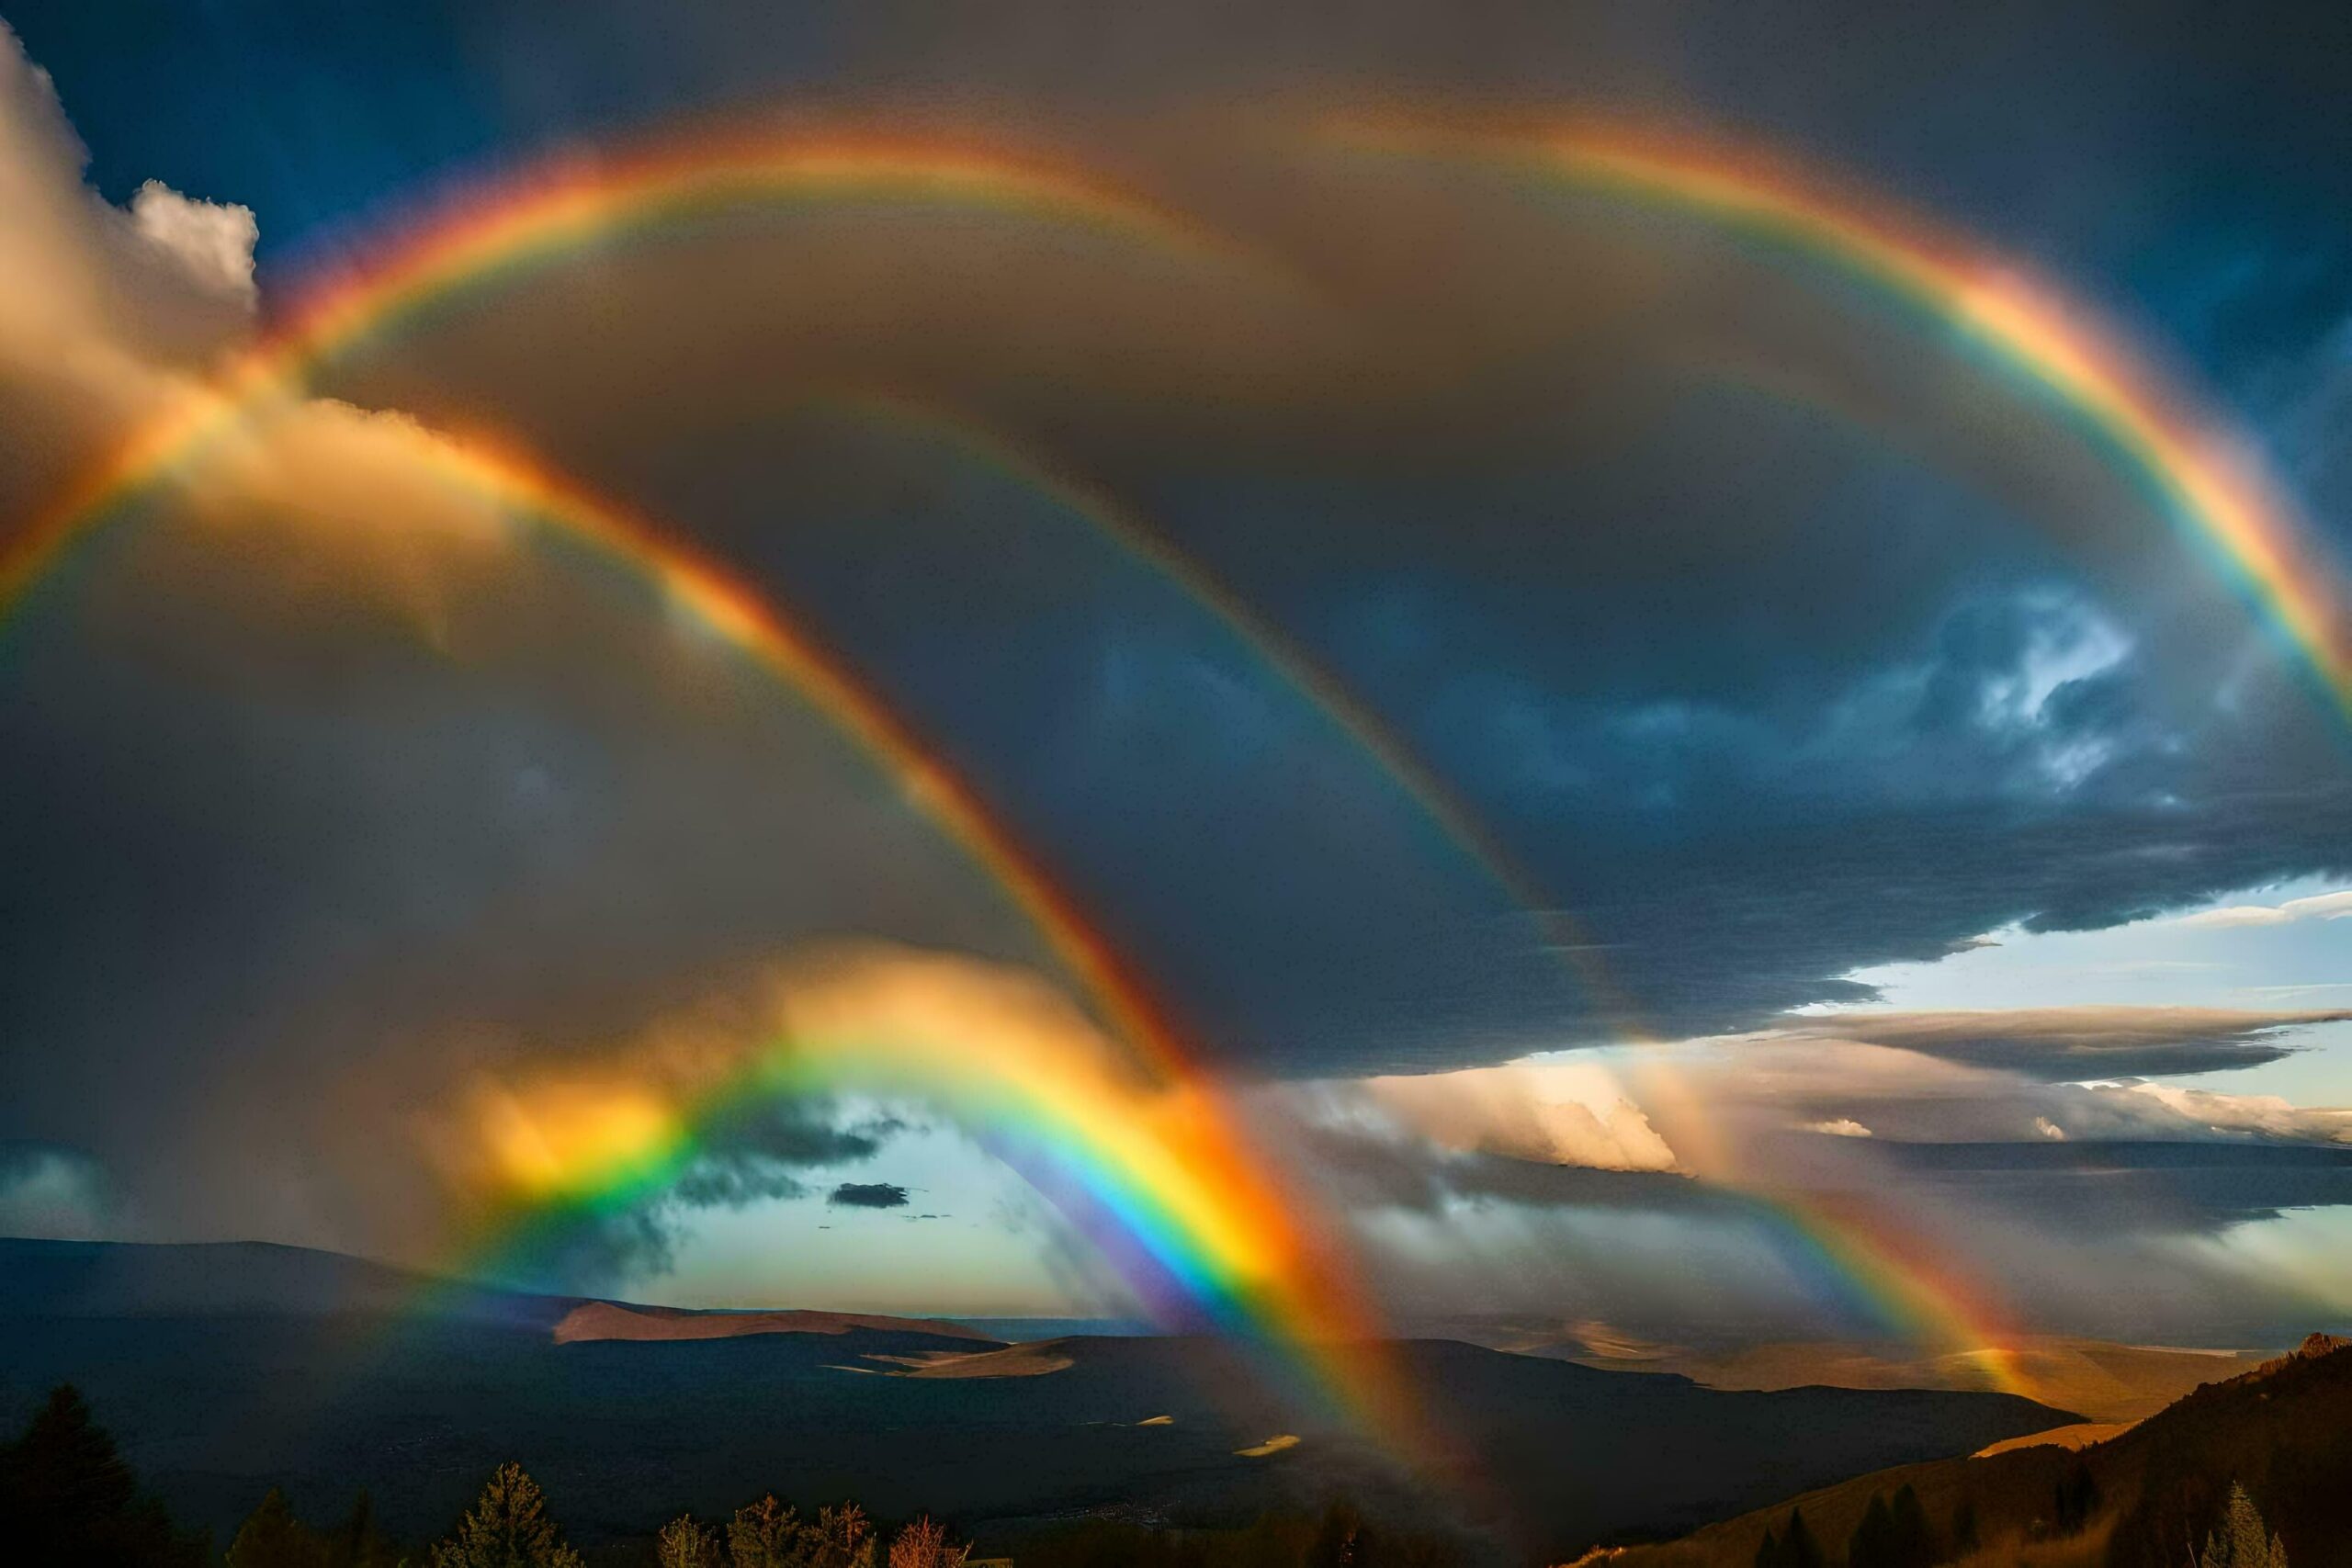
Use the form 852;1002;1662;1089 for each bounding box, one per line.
1345;1059;1680;1171
129;178;258;304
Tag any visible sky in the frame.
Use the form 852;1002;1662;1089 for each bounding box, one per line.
0;1;2348;1355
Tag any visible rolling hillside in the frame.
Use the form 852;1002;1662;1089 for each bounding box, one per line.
1581;1334;2352;1568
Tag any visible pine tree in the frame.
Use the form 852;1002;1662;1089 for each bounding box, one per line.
1781;1506;1823;1568
429;1462;582;1568
1949;1495;1979;1556
811;1502;876;1568
887;1516;969;1568
1888;1484;1934;1568
2198;1482;2289;1568
0;1382;206;1567
227;1486;322;1568
729;1495;801;1568
2054;1460;2100;1535
1846;1493;1896;1568
1751;1526;1783;1568
658;1514;722;1568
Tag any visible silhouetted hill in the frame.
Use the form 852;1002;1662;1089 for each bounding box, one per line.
0;1238;2078;1562
1589;1333;2352;1568
0;1236;574;1325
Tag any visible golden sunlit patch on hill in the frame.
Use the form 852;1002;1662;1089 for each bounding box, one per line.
1233;1433;1300;1458
550;1299;993;1345
894;1340;1078;1378
1487;1322;2276;1424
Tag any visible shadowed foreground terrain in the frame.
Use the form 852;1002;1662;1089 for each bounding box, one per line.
0;1240;2079;1562
1587;1334;2352;1568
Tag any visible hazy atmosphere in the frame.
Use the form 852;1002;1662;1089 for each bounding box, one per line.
2;7;2350;1565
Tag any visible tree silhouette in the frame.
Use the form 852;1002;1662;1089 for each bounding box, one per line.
1779;1507;1822;1568
1948;1495;1978;1556
887;1515;969;1568
729;1495;801;1568
1886;1483;1933;1567
0;1383;205;1567
1845;1494;1896;1568
2198;1482;2289;1568
429;1462;582;1568
227;1487;319;1568
810;1501;876;1568
2053;1458;2100;1535
658;1514;722;1568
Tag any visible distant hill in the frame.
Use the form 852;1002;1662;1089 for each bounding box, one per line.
1434;1320;2275;1422
0;1238;2079;1562
0;1235;576;1325
1583;1333;2352;1568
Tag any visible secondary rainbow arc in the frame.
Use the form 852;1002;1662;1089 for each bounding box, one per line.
1330;116;2352;729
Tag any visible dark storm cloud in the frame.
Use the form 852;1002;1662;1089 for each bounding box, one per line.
1885;1140;2352;1235
1295;1119;1724;1219
827;1182;910;1210
270;83;2352;1071
1778;1009;2352;1080
666;1103;901;1210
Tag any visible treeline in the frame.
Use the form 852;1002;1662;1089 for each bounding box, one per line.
235;1459;981;1568
1013;1505;1468;1568
0;1382;973;1568
0;1382;1464;1568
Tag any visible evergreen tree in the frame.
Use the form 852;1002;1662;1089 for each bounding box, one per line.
887;1516;969;1568
1846;1493;1896;1568
1888;1484;1934;1568
227;1486;322;1568
2198;1483;2289;1568
1948;1496;1978;1557
1780;1506;1823;1568
429;1461;582;1568
0;1383;206;1567
811;1502;876;1568
658;1514;722;1568
2053;1460;2100;1534
729;1495;802;1568
1751;1526;1783;1568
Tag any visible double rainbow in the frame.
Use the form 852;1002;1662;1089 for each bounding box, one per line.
0;133;1409;1439
12;110;2343;1422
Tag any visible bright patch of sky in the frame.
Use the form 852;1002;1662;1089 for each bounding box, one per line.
2176;1206;2352;1317
1831;876;2352;1102
615;1110;1125;1316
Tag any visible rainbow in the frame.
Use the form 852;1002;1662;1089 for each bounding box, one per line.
0;128;1266;626
1750;1192;2033;1396
1329;117;2352;729
311;432;1411;1438
837;395;1634;960
0;125;1419;1435
445;946;1410;1427
1617;1043;2039;1397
